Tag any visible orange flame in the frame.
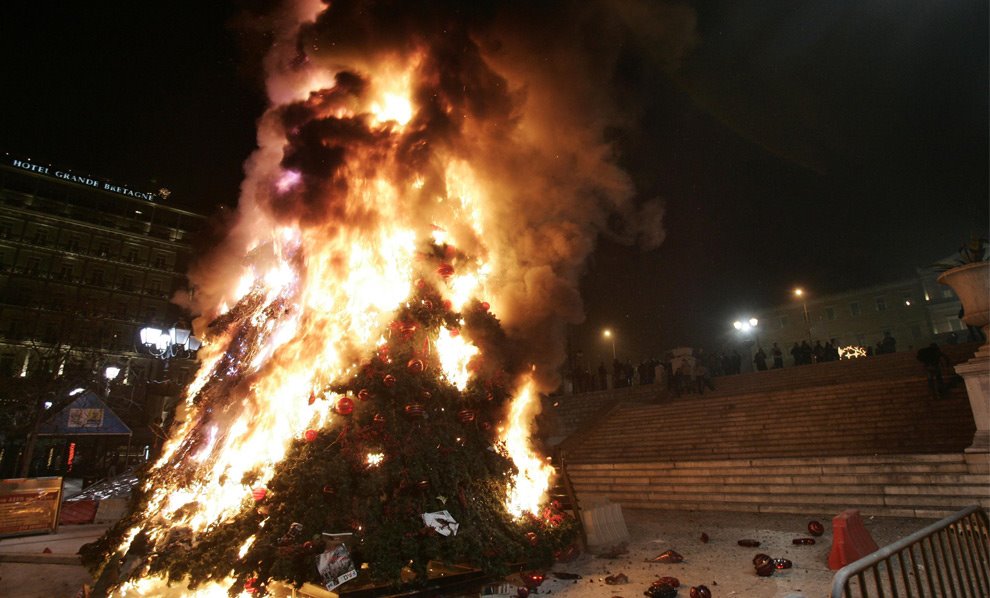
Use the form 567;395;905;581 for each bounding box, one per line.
108;5;567;594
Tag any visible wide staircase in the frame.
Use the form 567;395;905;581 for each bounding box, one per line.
555;344;989;518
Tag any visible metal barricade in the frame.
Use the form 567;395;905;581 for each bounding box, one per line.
831;505;990;597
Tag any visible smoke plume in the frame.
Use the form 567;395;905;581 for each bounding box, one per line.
189;0;696;390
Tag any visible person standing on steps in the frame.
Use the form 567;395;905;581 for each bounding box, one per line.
917;343;950;399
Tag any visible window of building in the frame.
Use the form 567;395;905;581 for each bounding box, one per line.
97;243;110;258
778;315;789;329
58;265;73;280
947;318;962;332
849;302;861;316
126;248;138;263
0;221;13;239
825;307;836;321
26;257;41;275
90;269;104;285
153;254;166;269
32;228;48;245
121;275;134;291
941;288;954;299
149;279;162;293
875;297;887;311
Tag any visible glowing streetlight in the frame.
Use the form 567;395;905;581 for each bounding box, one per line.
138;325;202;359
602;328;616;360
793;287;811;341
104;365;121;398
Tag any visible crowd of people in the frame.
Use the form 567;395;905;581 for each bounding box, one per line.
567;331;920;396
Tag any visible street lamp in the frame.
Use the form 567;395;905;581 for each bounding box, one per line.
733;317;760;343
793;288;812;341
139;326;202;359
602;328;616;360
104;365;121;397
733;317;760;371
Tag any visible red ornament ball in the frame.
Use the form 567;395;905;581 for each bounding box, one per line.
479;301;490;312
308;390;317;405
654;576;680;588
407;358;424;373
449;327;460;337
480;421;491;430
525;531;538;546
690;585;712;598
808;520;825;536
304;429;318;442
458;409;476;423
373;413;386;425
251;487;267;502
335;397;354;415
442;299;453;310
404;403;425;418
322;484;335;495
383;374;396;387
754;554;775;577
437;263;455;278
357;388;371;401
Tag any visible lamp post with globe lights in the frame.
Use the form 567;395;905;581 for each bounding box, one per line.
136;325;202;454
138;326;202;359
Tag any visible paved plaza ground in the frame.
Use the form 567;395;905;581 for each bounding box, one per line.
0;507;937;598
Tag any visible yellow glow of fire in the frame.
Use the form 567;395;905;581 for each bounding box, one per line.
502;377;555;518
436;328;480;390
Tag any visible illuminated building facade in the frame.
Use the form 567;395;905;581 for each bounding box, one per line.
753;276;965;358
0;154;208;476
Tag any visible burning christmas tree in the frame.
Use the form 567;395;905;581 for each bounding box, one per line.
86;0;667;595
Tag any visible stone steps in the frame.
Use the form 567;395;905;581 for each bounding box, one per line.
557;346;984;518
566;454;990;519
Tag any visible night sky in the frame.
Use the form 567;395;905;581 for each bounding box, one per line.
2;1;986;363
